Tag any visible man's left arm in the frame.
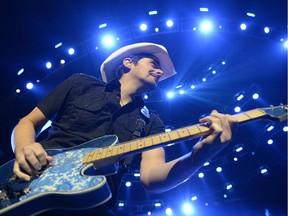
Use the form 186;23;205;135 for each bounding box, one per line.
140;110;237;193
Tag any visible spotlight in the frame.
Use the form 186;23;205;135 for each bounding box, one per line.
225;183;233;190
258;166;269;176
267;139;273;145
264;27;270;34
166;20;174;27
46;62;52;69
68;48;75;55
166;91;175;99
283;126;288;132
240;23;247;30
99;23;107;29
181;203;194;215
102;35;116;47
125;181;131;187
165;208;173;215
265;123;274;131
26;82;34;90
60;59;65;64
216;167;222;172
143;94;148;99
199;20;213;33
16;89;21;93
140;23;148;31
234;106;241;113
54;42;62;48
252;93;259;99
246;12;256;17
191;195;198;201
149;10;158;15
198;172;204;178
17;68;24;76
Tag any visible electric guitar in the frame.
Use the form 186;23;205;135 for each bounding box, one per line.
0;105;287;215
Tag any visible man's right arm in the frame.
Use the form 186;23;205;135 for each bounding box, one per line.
11;107;53;181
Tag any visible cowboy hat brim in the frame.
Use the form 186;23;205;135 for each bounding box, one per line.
100;42;176;83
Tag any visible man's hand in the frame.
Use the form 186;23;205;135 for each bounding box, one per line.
194;110;238;158
13;142;53;181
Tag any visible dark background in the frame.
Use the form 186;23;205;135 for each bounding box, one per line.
0;0;287;215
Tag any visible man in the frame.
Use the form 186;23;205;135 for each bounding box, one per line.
11;42;237;215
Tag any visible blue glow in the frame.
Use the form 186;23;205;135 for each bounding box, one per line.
125;181;131;187
264;27;270;34
252;93;259;99
179;90;185;95
237;94;244;101
140;23;148;31
99;23;107;29
198;172;204;178
216;167;222;172
68;48;75;55
200;20;213;33
267;139;273;145
226;184;233;190
17;68;24;76
240;23;247;30
182;203;194;215
26;82;34;90
54;42;62;48
234;106;241;113
284;40;288;48
149;10;158;15
165;208;173;215
199;8;209;12
191;195;198;201
166;20;174;27
46;62;52;69
166;91;175;99
235;146;243;152
246;12;256;17
102;35;115;47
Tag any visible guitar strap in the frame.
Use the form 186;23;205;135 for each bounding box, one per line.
122;106;150;168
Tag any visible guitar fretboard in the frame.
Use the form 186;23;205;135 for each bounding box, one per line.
82;108;267;165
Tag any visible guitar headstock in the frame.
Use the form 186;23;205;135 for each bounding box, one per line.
261;104;288;122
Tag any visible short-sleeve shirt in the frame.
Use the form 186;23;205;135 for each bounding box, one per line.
37;73;165;149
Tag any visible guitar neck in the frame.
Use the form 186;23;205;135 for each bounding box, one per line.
82;108;269;166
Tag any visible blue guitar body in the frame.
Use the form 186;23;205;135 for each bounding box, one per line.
0;135;119;216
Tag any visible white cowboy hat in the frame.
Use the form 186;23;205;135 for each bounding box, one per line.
100;42;176;83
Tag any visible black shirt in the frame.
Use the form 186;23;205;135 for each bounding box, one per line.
37;73;165;149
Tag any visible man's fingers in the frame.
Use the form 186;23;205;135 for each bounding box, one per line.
13;161;31;181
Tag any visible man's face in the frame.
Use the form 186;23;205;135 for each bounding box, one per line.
129;57;163;91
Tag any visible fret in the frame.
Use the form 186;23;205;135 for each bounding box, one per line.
100;148;108;159
91;151;99;161
131;141;138;151
177;128;190;137
111;145;118;156
152;135;161;145
118;144;124;154
168;130;180;141
145;137;153;147
137;139;145;149
123;142;130;153
96;149;104;160
106;146;113;157
160;133;171;143
236;109;266;122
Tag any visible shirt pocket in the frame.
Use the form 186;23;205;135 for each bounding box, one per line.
64;95;107;132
